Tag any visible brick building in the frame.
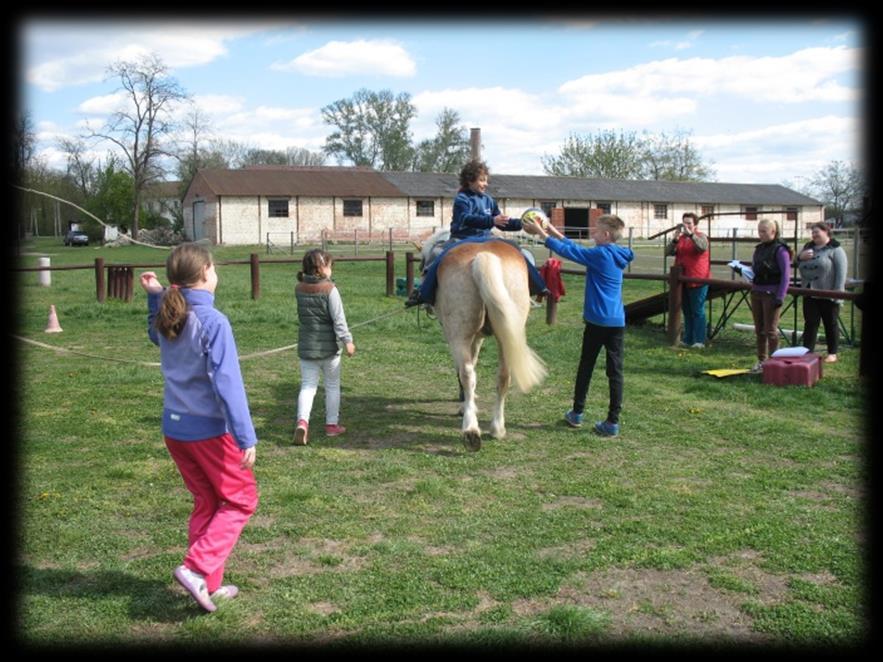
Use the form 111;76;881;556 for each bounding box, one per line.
181;166;823;245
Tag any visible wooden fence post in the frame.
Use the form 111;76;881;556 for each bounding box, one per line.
95;257;105;302
250;253;260;300
667;264;683;346
405;251;415;294
385;251;395;297
545;296;557;325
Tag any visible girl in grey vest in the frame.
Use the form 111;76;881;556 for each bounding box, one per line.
293;250;355;445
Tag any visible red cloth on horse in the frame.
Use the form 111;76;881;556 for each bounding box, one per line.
540;258;565;302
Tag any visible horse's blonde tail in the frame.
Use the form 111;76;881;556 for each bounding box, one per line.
472;252;547;393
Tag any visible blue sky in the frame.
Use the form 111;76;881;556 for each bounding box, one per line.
19;15;864;187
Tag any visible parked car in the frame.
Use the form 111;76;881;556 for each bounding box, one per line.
64;230;89;246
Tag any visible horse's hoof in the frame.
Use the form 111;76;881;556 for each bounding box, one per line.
462;430;482;452
490;427;506;440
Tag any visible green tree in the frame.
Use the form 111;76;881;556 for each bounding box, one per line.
412;108;471;173
541;130;646;179
86;161;135;238
543;129;714;181
322;88;416;170
641;129;715;182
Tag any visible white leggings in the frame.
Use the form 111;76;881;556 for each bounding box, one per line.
296;354;342;425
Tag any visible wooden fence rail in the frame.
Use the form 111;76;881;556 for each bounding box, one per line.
14;252;398;301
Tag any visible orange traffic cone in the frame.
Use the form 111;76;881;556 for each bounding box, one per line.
45;305;63;333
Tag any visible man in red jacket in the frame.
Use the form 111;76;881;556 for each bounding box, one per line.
665;212;711;348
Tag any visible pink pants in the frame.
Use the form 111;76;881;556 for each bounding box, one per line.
165;433;258;593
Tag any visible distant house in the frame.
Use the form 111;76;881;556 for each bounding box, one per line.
181;166;823;245
143;180;183;224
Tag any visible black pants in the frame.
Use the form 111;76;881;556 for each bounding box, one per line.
572;322;624;424
802;297;840;354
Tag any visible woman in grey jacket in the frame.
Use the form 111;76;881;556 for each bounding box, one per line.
796;222;848;363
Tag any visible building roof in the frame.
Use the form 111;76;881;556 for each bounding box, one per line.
188;166;821;206
384;172;821;206
191;166;402;197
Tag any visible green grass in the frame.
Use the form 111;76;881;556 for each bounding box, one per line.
14;237;868;648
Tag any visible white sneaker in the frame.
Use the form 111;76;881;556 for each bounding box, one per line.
690;343;705;349
750;361;764;374
211;585;239;601
174;565;216;612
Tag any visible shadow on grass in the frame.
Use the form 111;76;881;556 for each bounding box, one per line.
260;378;539;456
18;565;203;623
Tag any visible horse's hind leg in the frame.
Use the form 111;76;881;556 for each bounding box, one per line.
453;346;481;451
489;357;510;439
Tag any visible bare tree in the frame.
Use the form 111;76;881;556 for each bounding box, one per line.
57;137;96;199
175;104;222;193
87;54;188;238
285;146;326;166
13;111;36;179
809;160;865;226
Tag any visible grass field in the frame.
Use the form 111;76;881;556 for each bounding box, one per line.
14;237;868;650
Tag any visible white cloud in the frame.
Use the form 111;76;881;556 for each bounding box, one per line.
76;92;130;115
694;115;861;183
272;39;416;77
24;23;271;91
191;95;246;117
559;46;859;104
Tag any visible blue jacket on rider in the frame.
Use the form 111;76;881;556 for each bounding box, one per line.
410;189;545;306
450;189;523;238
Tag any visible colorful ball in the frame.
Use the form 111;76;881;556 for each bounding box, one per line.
521;207;550;234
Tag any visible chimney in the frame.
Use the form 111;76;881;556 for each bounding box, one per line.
470;128;481;161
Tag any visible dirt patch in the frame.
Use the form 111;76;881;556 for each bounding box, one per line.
511;566;773;643
482;466;522;480
307;601;340;616
541;496;604;511
536;538;597;561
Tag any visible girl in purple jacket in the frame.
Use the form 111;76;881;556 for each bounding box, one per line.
141;243;258;613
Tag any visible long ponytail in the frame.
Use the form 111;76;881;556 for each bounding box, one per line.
154;243;213;340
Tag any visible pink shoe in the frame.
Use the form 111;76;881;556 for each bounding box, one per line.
325;423;346;437
293;419;308;446
824;354;838;363
173;564;216;612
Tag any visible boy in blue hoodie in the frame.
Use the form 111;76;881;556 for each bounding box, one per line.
532;214;635;437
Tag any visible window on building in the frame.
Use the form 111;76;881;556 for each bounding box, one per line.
343;199;363;217
744;206;758;220
596;202;612;214
416;200;434;217
786;207;798;221
540;201;556;218
701;205;714;217
268;199;289;218
654;204;668;220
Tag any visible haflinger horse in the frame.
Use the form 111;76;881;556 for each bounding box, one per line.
419;230;547;451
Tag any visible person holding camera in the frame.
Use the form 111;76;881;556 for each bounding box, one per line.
665;212;711;348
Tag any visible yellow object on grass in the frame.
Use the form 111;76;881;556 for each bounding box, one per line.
702;368;752;378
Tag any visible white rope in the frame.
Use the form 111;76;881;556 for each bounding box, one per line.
13;305;409;366
13;334;162;367
13;184;170;250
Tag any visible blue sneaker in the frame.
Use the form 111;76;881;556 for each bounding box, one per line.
564;410;583;428
593;420;620;437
